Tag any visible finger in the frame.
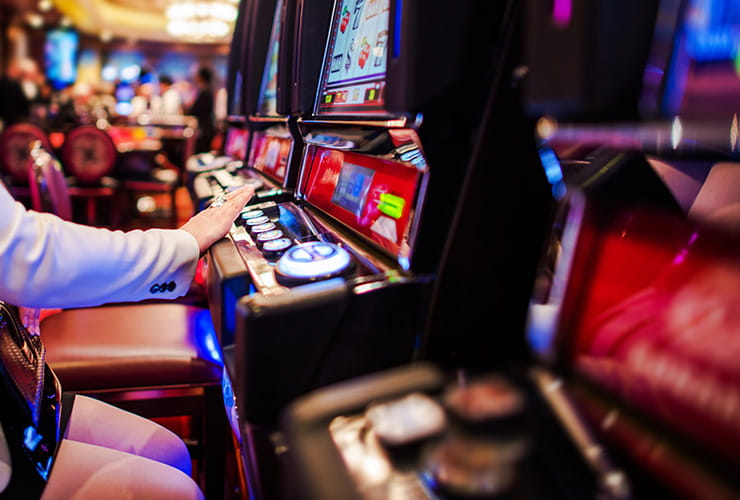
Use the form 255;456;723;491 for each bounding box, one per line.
229;186;255;205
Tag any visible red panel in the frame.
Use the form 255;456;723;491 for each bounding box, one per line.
224;128;249;161
562;208;740;464
248;130;290;184
302;146;421;256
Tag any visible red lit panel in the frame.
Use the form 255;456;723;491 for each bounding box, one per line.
248;130;291;184
224;128;249;161
302;147;420;256
562;208;740;464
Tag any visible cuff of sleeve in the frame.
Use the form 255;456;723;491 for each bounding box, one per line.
147;229;201;299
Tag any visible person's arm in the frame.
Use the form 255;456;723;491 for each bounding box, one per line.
0;184;254;308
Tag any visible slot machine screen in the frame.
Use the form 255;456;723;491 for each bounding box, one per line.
642;0;740;119
226;0;248;117
331;162;375;216
256;0;283;117
247;130;291;182
224;127;249;160
302;146;420;257
315;0;390;115
45;29;79;90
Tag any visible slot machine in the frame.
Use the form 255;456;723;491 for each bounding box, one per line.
273;0;740;499
187;0;297;211
204;0;334;348
207;0;544;497
523;0;740;497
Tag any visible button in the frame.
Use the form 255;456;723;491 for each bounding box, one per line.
241;209;264;219
256;229;284;242
262;237;292;253
250;222;276;234
150;284;160;293
245;215;270;226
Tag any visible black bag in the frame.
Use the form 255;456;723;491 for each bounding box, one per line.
0;301;61;499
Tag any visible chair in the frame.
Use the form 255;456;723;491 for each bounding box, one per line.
27;142;231;498
59;125;120;226
27;141;72;220
120;122;198;228
0;122;51;205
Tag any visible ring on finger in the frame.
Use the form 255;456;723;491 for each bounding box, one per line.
210;195;227;208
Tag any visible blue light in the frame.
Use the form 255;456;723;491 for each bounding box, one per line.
194;309;223;365
23;426;42;451
686;28;738;61
538;146;566;200
393;0;402;59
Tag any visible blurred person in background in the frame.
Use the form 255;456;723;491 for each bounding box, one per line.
0;58;32;128
187;65;215;154
151;74;184;118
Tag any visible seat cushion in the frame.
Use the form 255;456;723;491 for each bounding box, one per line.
41;303;223;391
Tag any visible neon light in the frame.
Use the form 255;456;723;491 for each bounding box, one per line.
194;309;223;364
393;0;402;58
552;0;572;27
377;192;405;219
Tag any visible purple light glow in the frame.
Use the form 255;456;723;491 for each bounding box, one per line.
552;0;572;27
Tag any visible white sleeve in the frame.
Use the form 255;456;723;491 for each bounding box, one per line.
0;185;200;308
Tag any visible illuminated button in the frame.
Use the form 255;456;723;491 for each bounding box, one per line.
241;209;264;219
262;238;292;253
245;215;270;226
276;241;351;280
256;229;284;242
250;222;276;234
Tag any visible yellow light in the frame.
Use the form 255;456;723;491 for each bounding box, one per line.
165;0;237;41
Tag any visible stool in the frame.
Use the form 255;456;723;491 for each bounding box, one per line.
60;125;120;227
41;303;229;499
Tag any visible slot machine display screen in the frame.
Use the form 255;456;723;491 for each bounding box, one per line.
303;146;420;257
316;0;390;115
224;127;249;161
647;0;740;118
248;130;291;182
256;0;283;117
331;162;375;216
45;29;79;90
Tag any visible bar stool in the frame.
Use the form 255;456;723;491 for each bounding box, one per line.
59;125;120;227
119;123;198;228
27;142;230;498
0;122;51;205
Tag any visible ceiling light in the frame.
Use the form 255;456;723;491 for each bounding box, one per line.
165;0;238;42
26;12;44;28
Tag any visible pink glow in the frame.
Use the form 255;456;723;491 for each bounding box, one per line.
552;0;572;27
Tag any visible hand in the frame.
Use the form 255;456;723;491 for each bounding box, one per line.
19;307;41;336
180;184;256;254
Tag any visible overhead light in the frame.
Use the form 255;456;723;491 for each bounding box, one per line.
165;0;238;42
26;12;44;28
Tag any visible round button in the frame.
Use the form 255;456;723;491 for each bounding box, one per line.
250;222;276;234
256;229;284;242
245;215;270;226
262;238;292;253
241;209;264;219
276;241;351;280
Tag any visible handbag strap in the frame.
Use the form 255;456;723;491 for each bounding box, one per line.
0;302;45;426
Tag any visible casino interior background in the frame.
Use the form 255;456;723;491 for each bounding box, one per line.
1;0;740;499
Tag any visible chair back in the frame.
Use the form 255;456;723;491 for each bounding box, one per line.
60;125;117;186
28;141;73;220
0;123;52;184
